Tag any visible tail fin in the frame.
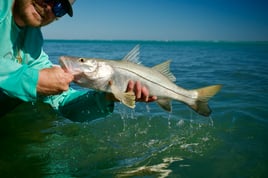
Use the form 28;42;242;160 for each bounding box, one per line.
189;85;222;116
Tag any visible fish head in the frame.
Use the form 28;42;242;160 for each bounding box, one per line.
59;56;113;88
59;56;98;74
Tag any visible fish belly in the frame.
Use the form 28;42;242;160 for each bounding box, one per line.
112;67;196;105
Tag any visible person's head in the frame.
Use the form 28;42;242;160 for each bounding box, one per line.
13;0;75;27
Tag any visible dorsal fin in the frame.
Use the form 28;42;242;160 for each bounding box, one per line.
122;45;141;64
152;60;176;82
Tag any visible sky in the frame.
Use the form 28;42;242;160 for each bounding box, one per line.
42;0;268;41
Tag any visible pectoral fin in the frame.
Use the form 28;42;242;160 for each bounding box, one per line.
156;98;172;112
109;81;136;108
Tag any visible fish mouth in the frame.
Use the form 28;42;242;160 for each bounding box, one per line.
59;56;73;73
59;58;83;82
73;74;83;82
59;56;83;75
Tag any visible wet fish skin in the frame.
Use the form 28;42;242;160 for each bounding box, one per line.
59;45;222;116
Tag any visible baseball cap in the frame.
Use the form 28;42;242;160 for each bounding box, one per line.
63;0;75;17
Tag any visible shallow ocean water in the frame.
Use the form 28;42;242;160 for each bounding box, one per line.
0;41;267;177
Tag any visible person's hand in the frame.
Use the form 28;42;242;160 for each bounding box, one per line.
126;80;157;102
37;66;73;96
106;80;157;102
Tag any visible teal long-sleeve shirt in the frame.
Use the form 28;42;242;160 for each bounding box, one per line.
0;0;114;121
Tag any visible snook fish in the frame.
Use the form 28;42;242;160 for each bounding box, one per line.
59;45;222;116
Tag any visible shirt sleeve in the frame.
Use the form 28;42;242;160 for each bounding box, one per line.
0;0;39;101
51;89;114;122
0;0;11;22
0;59;39;101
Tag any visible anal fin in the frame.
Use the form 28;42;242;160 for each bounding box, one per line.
156;98;172;112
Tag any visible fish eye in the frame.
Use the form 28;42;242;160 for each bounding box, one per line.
79;58;85;63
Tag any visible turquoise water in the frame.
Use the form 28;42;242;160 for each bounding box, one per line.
1;41;268;177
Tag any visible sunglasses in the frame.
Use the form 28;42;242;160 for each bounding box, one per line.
45;0;68;17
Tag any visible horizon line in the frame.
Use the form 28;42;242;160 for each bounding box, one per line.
44;39;268;43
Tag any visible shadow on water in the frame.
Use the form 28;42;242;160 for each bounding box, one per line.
0;102;57;177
